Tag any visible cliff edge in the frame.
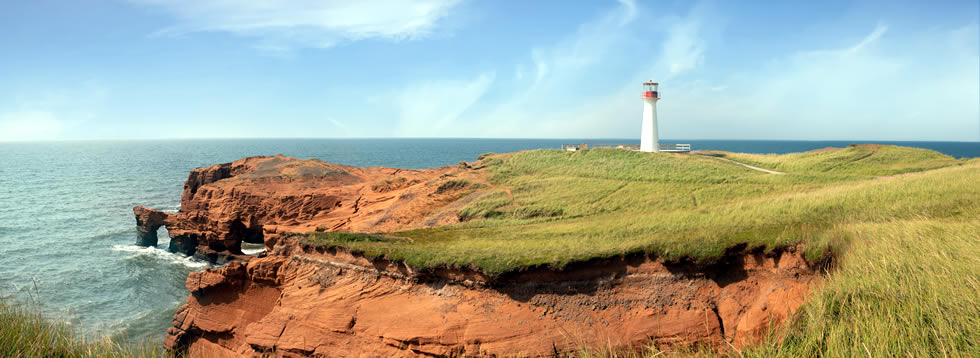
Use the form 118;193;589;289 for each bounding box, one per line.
167;237;816;357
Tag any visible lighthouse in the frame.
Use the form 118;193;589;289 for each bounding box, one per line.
560;81;687;153
640;81;660;152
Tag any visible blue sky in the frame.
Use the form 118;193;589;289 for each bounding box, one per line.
1;0;978;141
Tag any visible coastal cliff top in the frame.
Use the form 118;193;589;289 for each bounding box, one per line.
136;144;976;274
296;145;977;274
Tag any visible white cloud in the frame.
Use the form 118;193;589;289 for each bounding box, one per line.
664;22;980;141
847;22;888;53
327;117;347;129
452;3;977;142
393;72;495;136
133;0;464;49
616;0;638;25
658;18;705;78
0;82;108;141
0;111;64;142
315;0;643;139
451;0;701;138
526;0;637;84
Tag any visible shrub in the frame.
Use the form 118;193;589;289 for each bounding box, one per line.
513;205;564;219
0;299;172;357
435;179;471;194
457;191;512;221
371;177;408;193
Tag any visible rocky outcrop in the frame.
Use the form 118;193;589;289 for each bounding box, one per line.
165;237;818;356
134;155;485;263
134;206;172;246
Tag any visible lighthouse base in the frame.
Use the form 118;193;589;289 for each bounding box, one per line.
640;98;659;152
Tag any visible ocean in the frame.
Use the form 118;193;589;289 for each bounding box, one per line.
0;138;976;343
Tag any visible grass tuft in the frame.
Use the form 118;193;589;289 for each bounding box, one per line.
435;179;473;194
0;298;172;357
742;219;980;357
513;204;565;219
457;190;512;221
371;177;410;193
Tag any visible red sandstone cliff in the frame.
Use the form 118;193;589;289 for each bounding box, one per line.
167;238;815;357
134;155;484;262
136;155;819;357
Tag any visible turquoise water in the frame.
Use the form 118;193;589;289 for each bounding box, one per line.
0;138;976;343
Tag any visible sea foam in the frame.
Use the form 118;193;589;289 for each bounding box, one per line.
111;244;208;269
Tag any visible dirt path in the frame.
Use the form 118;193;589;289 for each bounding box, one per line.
696;154;786;175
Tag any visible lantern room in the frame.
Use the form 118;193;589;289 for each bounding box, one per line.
642;81;659;99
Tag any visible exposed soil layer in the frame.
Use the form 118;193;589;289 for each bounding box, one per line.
165;237;819;357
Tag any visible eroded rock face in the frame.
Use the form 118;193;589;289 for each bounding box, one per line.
165;237;818;356
133;205;174;246
134;155;484;263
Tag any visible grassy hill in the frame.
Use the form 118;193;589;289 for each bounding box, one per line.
744;218;978;357
305;145;975;274
714;144;960;177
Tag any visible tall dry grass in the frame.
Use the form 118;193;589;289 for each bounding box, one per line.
0;296;172;358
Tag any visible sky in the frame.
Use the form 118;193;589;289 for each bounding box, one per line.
1;0;978;142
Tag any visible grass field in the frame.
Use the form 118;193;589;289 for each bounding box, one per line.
716;144;960;177
742;218;979;357
305;145;976;274
0;299;171;358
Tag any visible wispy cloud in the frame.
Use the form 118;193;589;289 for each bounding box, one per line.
1;82;109;142
456;0;707;138
657;17;706;78
0;111;64;142
616;0;638;25
390;0;646;139
847;22;888;53
132;0;465;49
445;2;977;141
665;22;979;141
393;72;495;136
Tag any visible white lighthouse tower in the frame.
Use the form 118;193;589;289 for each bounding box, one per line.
640;81;660;152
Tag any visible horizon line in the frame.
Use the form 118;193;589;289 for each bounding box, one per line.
1;137;978;144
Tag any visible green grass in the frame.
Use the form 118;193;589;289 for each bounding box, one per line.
434;178;475;194
301;147;975;275
717;144;962;177
573;218;980;357
371;176;409;192
456;190;512;221
0;299;171;358
305;231;410;246
742;219;980;357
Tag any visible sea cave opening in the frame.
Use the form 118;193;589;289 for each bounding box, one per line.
156;226;170;249
230;219;266;256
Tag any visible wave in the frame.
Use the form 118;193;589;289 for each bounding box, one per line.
241;248;265;256
110;245;208;269
240;243;266;256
